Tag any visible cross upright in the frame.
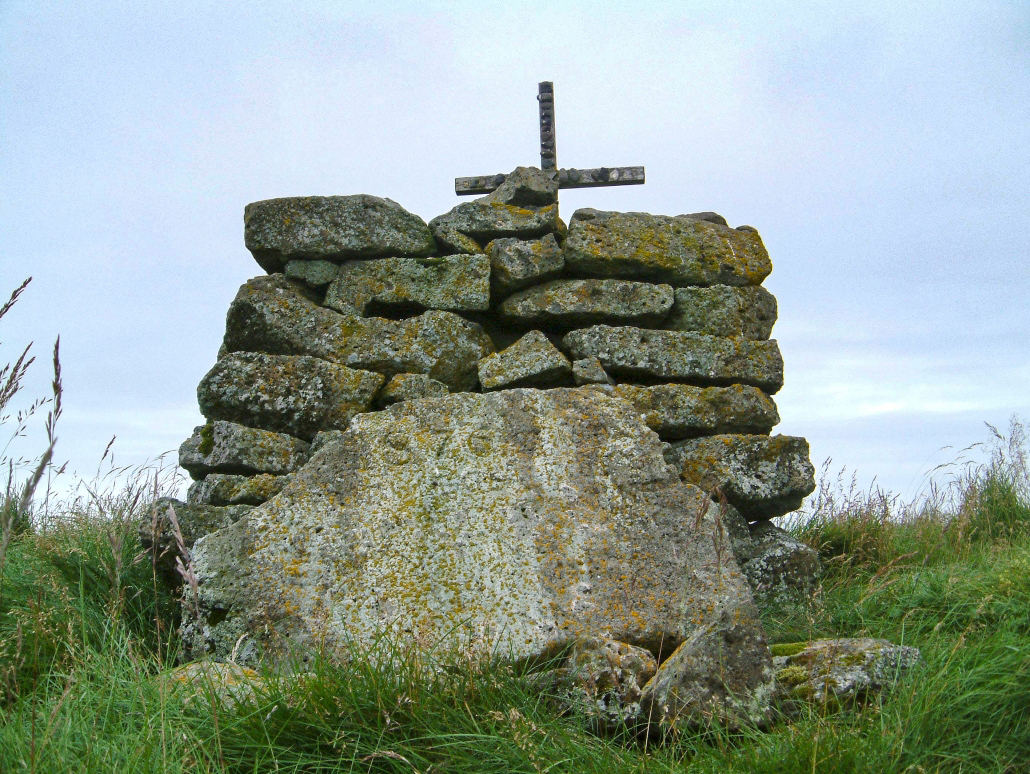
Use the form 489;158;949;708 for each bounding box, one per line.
454;82;645;196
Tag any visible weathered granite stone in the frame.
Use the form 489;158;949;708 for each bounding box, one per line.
221;275;494;392
499;279;674;330
562;326;784;394
284;260;340;289
564;209;771;287
477;331;573;391
377;373;450;407
572;357;613;386
665;434;816;521
558;638;658;732
608;383;779;440
244;195;436;273
187;473;292;507
323;254;490;316
486;234;564;298
665;285;778;340
638;597;775;730
140;497;254;581
198;352;385;441
183;388;762;667
773;638;922;708
430;169;565;254
487;166;559;206
738;521;820;606
179;420;310;480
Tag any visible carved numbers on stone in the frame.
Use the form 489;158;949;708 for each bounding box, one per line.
455;81;645;196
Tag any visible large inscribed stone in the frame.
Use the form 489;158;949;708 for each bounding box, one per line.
185;389;762;665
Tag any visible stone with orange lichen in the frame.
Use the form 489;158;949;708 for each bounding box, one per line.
564;208;771;287
664;285;778;340
182;388;764;674
324;254;490;316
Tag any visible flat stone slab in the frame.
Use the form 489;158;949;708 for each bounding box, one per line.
561;325;784;394
564;209;771;287
198;352;385;441
222;275;494;392
179;420;311;480
323;254;490;316
184;388;760;665
429;169;566;254
244;195;437;273
188;473;292;507
486;234;564;299
608;383;780;439
665;285;778;340
665;434;816;521
377;373;450;406
477;330;573;391
499;279;674;330
430;202;563;254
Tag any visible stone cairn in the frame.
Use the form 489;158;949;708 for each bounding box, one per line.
156;166;833;730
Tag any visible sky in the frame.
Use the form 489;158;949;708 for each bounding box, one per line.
2;0;1028;503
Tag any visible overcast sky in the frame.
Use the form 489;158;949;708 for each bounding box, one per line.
2;0;1027;502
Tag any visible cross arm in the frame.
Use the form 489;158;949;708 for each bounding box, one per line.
454;166;645;196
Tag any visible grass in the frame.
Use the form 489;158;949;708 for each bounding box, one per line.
1;282;1028;771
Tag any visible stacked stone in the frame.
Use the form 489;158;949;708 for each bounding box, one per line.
173;168;815;597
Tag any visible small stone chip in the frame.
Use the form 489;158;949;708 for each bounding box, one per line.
284;260;340;288
378;373;450;406
572;357;613;386
477;330;573;391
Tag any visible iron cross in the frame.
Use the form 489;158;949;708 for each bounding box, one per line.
454;81;645;196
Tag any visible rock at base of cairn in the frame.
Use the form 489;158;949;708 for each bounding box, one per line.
183;388;765;681
773;638;922;710
665;434;816;521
